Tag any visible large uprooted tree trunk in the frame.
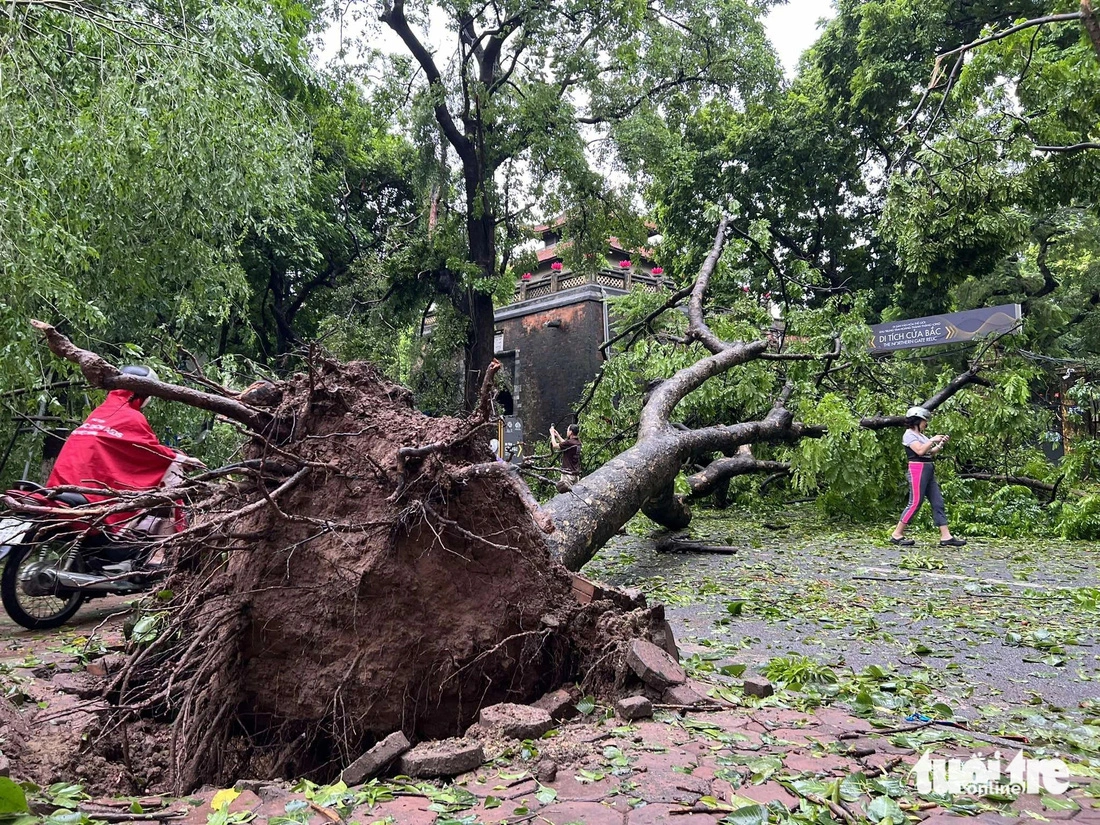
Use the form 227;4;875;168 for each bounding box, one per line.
540;220;991;571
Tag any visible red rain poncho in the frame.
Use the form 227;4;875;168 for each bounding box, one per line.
48;390;179;527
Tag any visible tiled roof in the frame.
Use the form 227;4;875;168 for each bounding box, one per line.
534;239;654;264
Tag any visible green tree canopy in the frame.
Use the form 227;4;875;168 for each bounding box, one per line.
341;0;782;409
0;0;311;391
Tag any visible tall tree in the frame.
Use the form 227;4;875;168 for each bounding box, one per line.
346;0;779;409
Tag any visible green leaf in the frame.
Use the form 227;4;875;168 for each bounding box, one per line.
535;786;557;805
720;802;768;825
131;613;164;645
869;777;904;798
0;778;29;815
1041;795;1079;812
746;756;783;784
867;795;906;824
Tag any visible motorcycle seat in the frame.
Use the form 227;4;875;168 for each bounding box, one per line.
52;491;91;507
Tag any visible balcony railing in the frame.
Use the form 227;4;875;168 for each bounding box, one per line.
512;268;667;304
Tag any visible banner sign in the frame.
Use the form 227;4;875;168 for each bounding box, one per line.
869;304;1021;353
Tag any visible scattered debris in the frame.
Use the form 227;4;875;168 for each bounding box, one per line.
397;738;485;778
742;676;774;698
662;683;707;708
477;703;554;740
625;639;686;691
532;689;577;721
656;538;740;555
535;758;558;783
615;695;653;720
341;731;411;786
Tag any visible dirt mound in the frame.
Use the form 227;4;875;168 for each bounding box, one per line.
78;359;660;793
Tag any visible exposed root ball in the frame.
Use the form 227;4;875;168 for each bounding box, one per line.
97;360;653;792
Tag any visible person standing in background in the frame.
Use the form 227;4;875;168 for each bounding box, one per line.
549;424;581;492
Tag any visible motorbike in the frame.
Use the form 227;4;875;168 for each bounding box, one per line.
0;481;174;630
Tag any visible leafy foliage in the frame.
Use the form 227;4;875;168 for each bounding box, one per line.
0;0;310;389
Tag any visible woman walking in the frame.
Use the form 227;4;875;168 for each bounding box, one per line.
889;406;967;547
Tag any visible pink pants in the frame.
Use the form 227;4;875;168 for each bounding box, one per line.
900;461;947;527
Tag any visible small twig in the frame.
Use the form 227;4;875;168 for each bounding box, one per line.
75;810;185;823
864;756;904;778
800;792;857;824
308;802;341;823
653;702;728;712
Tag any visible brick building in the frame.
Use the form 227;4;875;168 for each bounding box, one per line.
491;225;666;457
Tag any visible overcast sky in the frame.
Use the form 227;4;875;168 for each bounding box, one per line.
765;0;836;77
320;0;837;80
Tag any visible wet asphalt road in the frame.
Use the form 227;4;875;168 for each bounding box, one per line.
583;511;1099;731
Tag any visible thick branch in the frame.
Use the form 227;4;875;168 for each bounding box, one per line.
638;340;768;438
380;0;473;164
31;321;271;432
686;217;731;354
640;483;691;530
859;365;991;430
685;456;791;499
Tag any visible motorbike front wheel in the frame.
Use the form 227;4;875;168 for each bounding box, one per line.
1;531;86;630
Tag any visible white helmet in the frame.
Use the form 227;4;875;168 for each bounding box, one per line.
120;365;159;409
906;406;932;421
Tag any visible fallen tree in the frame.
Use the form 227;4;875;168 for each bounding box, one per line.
24;325;675;793
540;219;993;571
18;219;996;793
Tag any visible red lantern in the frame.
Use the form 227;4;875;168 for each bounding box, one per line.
620;259;632;268
651;266;664;275
522;272;532;280
550;261;563;271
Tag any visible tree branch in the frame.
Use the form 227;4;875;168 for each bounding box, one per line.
30;321;271;432
935;12;1083;64
686;216;732;354
685;455;791;499
1034;142;1100;152
859;365;991;429
380;0;474;164
470;358;503;425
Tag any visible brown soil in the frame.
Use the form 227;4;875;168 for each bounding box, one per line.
33;359;665;794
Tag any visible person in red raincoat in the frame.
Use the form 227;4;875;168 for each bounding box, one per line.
47;366;199;534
